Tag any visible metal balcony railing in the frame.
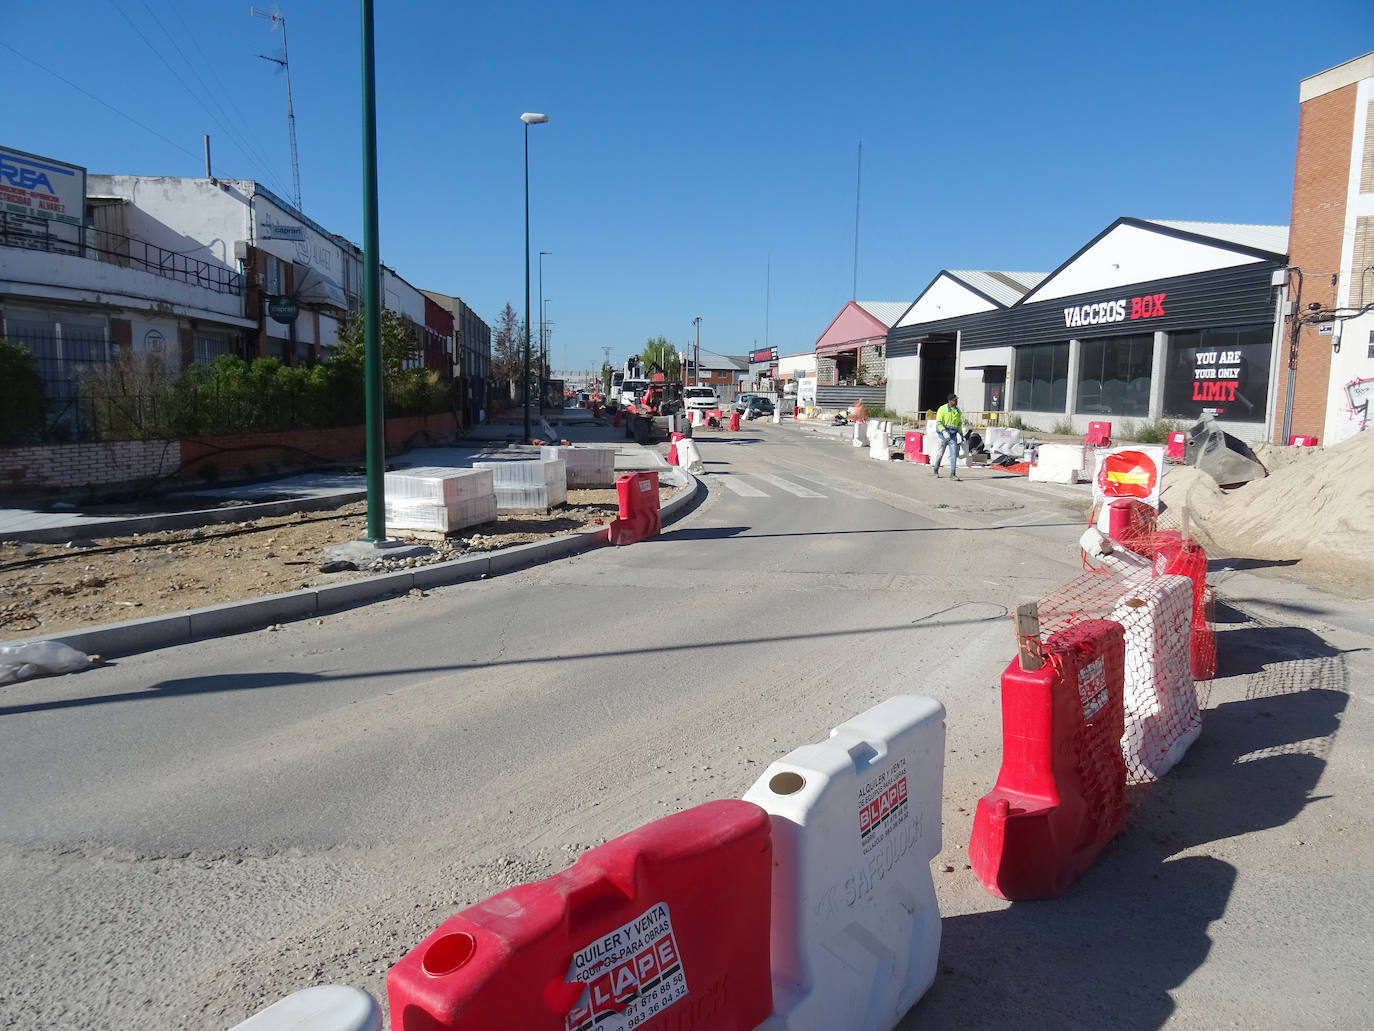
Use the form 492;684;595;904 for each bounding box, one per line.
1;213;244;296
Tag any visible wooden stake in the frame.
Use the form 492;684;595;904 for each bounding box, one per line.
1015;602;1044;670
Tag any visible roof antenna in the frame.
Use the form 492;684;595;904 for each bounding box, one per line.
251;5;302;211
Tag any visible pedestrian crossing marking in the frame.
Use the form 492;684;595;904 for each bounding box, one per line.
753;474;825;498
712;475;769;497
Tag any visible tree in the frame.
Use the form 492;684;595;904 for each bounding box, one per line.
641;336;681;381
334;307;420;376
491;303;526;385
0;338;48;444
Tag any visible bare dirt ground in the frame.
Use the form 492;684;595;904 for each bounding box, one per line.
0;486;681;641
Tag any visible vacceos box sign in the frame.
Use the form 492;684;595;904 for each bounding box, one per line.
0;146;86;226
1063;292;1166;329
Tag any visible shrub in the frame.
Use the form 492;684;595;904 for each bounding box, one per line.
1121;417;1182;444
0;338;48;444
1050;419;1075;435
1005;414;1038;432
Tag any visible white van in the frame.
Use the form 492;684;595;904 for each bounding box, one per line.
683;386;720;412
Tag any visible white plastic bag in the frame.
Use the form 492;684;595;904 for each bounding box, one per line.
0;641;92;685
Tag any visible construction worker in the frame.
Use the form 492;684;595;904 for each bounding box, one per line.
932;393;964;480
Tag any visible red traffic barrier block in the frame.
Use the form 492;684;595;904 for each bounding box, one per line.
1289;434;1318;446
591;401;601;419
666;431;685;467
903;430;926;461
728;411;742;432
969;619;1128;900
1153;532;1216;680
612;409;622;428
607;471;661;546
1165;431;1185;461
387;800;773;1031
1084;421;1112;447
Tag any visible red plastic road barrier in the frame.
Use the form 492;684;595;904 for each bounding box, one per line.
387;800;773;1031
1153;532;1216;679
666;431;684;467
969;618;1129;900
607;471;661;546
728;411;742;432
1104;498;1158;553
1289;434;1318;446
612;409;622;428
904;431;926;462
591;401;601;419
1166;431;1185;461
1085;421;1112;447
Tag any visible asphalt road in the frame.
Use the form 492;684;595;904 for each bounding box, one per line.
1;422;1370;1029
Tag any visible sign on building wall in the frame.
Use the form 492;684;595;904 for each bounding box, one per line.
0;146;85;226
1161;326;1272;423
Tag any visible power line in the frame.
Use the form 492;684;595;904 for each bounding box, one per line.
0;39;201;161
105;0;292;195
141;0;285;187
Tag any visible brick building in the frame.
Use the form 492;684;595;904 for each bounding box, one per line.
1277;52;1374;444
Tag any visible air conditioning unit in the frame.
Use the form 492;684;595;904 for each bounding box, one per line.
233;240;251;262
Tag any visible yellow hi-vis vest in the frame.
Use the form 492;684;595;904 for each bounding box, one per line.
936;404;962;430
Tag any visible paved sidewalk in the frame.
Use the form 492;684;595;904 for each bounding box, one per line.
0;409;656;544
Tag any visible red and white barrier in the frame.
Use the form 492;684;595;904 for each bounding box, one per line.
1152;532;1216;680
229;986;381;1031
667;431;684;466
387;801;773;1031
729;410;742;432
607;471;661;546
1112;574;1201;781
1084;420;1112;447
969;618;1128;900
744;696;945;1031
676;436;703;472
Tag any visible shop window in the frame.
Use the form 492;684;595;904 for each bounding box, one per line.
1163;325;1272;423
195;331;237;366
1076;334;1153;417
1012;342;1069;412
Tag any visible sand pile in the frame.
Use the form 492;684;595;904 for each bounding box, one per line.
1159;429;1374;590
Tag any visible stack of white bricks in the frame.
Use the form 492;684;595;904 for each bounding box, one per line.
384;467;497;534
540;446;615;488
473;459;568;511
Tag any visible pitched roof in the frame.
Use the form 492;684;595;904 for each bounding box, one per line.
944;270;1047;307
696;351;749;371
853;301;909;327
1141;220;1288;256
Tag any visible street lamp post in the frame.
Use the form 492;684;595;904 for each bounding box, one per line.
539;250;550;416
521;112;549;442
541;298;552;388
692;316;701;388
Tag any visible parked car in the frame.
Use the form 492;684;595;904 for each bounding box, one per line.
733;392;761;413
741;396;774;419
683;386;720;412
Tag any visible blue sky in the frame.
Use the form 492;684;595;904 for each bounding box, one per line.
5;1;1369;372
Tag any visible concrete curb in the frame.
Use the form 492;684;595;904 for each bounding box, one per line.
5;471;699;662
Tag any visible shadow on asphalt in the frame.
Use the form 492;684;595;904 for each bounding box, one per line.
907;610;1349;1030
1208;556;1301;573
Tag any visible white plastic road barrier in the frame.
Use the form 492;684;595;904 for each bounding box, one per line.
1028;443;1087;484
677;435;704;471
1111;573;1201;781
228;986;382;1031
744;695;945;1031
1079;526;1153;579
869;421;892;460
773;406;782;423
852;420;869;447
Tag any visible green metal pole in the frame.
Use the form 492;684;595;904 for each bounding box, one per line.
360;0;385;540
523;122;532;444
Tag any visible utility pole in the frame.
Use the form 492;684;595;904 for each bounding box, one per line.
692;316;701;387
252;6;302;211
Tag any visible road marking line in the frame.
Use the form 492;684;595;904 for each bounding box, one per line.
753;474;825;498
712;475;769;497
777;470;869;499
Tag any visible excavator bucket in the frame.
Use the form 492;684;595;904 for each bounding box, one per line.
1184;416;1266;487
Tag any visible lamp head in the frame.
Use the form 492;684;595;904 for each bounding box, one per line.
521;113;549;125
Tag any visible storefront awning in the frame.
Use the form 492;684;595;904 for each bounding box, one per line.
293;263;349;309
816;338;876;359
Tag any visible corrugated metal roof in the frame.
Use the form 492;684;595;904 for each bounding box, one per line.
1143;220;1288;255
854;301;910;327
696;351;749;371
946;271;1047;307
